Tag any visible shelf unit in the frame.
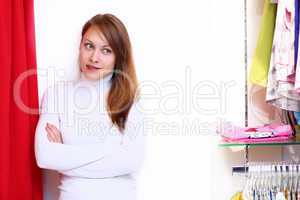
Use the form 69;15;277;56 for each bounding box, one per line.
221;0;300;175
219;138;300;174
219;138;300;147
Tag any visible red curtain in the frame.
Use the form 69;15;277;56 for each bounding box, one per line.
0;0;43;199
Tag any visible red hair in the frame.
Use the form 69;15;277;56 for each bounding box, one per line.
81;14;139;133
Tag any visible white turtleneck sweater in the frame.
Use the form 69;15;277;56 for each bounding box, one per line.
34;74;147;200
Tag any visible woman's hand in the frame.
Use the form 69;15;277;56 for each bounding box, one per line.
45;123;63;143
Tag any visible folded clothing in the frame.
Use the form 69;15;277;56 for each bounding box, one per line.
220;122;293;142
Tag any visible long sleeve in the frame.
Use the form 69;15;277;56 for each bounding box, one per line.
59;102;148;178
34;85;121;171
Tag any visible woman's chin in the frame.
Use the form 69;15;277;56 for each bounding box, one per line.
82;71;100;80
82;70;111;81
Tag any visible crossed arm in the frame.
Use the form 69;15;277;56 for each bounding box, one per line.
34;88;147;178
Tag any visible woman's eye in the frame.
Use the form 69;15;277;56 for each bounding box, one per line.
102;48;112;55
84;43;93;49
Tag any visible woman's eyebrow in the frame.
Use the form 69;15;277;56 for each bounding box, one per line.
85;39;94;44
102;44;111;48
85;39;111;48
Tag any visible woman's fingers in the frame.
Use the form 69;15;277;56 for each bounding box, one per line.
46;123;62;143
45;126;55;142
48;123;62;142
47;129;60;143
49;123;59;132
46;124;58;142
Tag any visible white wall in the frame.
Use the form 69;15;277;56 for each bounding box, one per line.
34;0;249;199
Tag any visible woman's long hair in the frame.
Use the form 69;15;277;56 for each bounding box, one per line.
81;14;138;133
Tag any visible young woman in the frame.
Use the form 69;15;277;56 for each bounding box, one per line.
35;13;147;200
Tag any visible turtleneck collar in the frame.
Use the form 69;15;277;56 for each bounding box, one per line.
79;72;113;89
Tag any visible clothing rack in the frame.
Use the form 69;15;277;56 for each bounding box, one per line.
232;162;300;174
232;166;249;174
237;162;300;200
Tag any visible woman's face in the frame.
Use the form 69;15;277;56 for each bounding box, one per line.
79;26;116;80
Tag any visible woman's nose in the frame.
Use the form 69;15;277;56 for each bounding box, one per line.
90;50;100;63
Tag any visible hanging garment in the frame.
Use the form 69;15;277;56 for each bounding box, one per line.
294;112;300;124
249;0;277;87
266;0;300;111
294;0;299;65
281;109;297;135
242;163;300;200
287;110;297;135
293;0;300;92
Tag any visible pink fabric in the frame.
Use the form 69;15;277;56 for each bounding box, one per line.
222;136;293;143
220;123;293;142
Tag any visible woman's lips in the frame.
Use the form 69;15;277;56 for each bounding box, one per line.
86;64;101;71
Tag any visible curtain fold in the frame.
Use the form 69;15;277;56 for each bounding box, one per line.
0;0;43;199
